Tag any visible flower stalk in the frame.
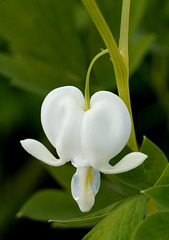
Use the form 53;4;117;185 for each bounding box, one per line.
84;49;108;111
81;0;138;151
119;0;130;68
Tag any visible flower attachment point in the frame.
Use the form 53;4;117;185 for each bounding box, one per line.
20;86;147;212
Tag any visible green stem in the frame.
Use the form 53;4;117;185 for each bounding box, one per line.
81;0;138;151
81;0;126;91
119;0;138;151
119;0;130;68
84;49;109;111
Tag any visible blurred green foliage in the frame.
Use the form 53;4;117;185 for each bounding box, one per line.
0;0;169;239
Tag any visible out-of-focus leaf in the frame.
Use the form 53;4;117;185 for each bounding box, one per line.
0;0;86;95
105;176;139;198
143;185;169;209
0;160;45;235
45;164;75;190
104;169;139;198
17;187;124;228
141;0;169;54
132;211;169;240
114;137;168;190
0;76;42;135
149;55;169;124
0;0;156;95
129;34;155;76
83;195;147;240
130;0;148;35
17;189;81;222
135;102;166;134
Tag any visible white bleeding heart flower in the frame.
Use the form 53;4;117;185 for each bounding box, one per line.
20;86;147;212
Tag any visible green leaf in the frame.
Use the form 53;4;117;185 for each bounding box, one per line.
155;164;169;186
140;137;168;184
45;163;75;190
17;188;124;227
0;0;86;95
83;195;147;240
114;137;168;190
17;189;82;222
129;34;155;76
0;160;45;235
132;211;169;240
50;200;122;226
130;0;148;35
104;174;139;198
141;0;169;54
143;185;169;209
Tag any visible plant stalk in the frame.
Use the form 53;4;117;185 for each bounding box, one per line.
81;0;138;151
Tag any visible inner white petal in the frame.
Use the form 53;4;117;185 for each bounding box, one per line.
91;168;100;195
71;167;100;212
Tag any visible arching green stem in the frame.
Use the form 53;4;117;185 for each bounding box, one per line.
84;49;109;111
81;0;138;151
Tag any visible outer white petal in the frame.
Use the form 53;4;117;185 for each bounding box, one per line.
20;139;66;166
81;91;131;171
99;152;148;174
41;86;84;162
71;167;100;212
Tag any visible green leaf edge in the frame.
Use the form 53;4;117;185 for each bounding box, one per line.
155;164;169;186
83;194;148;240
131;210;169;240
142;184;169;210
49;200;123;226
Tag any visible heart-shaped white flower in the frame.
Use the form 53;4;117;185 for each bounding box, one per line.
21;86;147;212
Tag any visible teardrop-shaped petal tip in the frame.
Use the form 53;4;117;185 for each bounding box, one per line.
99;152;148;174
77;197;95;213
20;139;31;150
20;138;66;167
71;167;100;212
80;203;94;212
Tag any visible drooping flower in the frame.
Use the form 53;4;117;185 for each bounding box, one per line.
20;86;147;212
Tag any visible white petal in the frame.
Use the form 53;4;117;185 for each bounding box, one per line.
41;86;84;162
71;167;100;212
81;91;131;171
20;139;67;166
99;152;148;174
